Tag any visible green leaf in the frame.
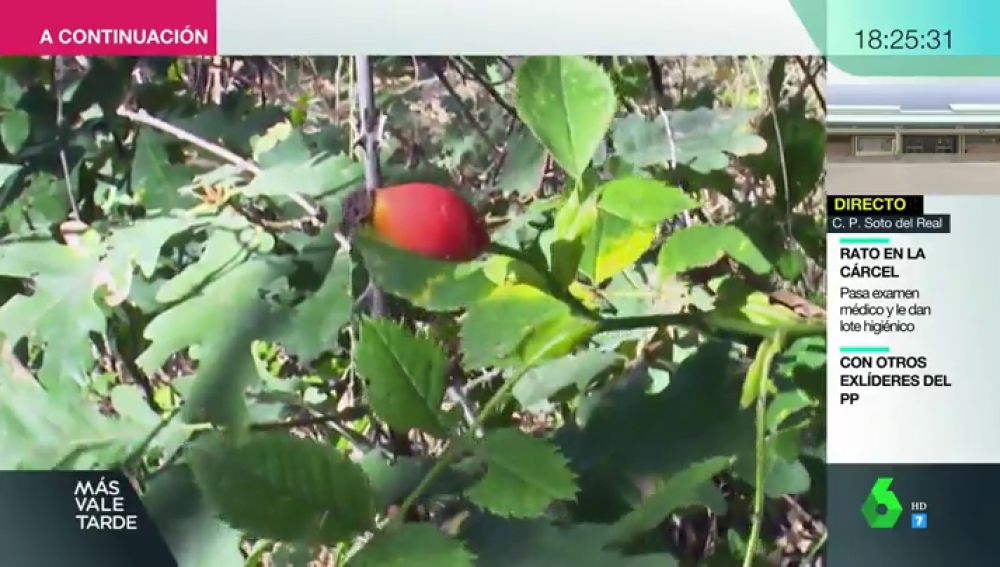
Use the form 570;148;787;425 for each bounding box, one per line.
359;453;433;510
553;189;599;242
517;312;597;368
3;173;69;235
274;249;352;361
566;341;753;479
658;224;771;276
514;56;616;179
187;432;375;544
480;254;548;291
1;108;29;154
496;127;547;196
776;335;826;379
597;177;696;226
549;188;599;285
459;284;568;369
357;232;496;312
109;385;191;457
0;238;108;388
109;215;199;278
131;128;196;212
243;152;363;198
103;214;200;302
463;517;679;567
139;257;287;372
734;429;812;497
352;523;475;567
761;456;811;497
579;213;655;284
0;71;23;110
0;163;20;186
578;177;695;284
0;217;194;380
355;318;449;435
513;351;619;411
707;284;821;337
253;121;306;164
154;216;259;304
175;105;286;158
776;248;807;281
608;456;731;545
740;332;784;409
745;101;824;209
613;109;766;173
0;352;145;469
143;465;244;567
766;390;814;432
466;428;578;518
138;258;289;428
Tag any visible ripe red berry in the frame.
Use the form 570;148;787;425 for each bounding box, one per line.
371;183;490;262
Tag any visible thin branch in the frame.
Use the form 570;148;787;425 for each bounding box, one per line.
118;107;259;174
486;242;825;338
484;113;521;189
250;406;367;431
424;58;501;155
497;57;516;76
598;307;823;338
107;334;161;413
451;57;517;117
659;108;693;227
742;356;770;567
355;56;383;194
769;289;826;318
646;56;667;103
244;539;273;567
598;312;702;333
659;109;678;170
251;406;377;454
803;528;828;564
447;382;484;438
355;55;388;318
123;404;183;470
392;364;533;526
795;55;826;110
749;57;793;241
462;369;503;394
115;106;320;219
53;57;81;220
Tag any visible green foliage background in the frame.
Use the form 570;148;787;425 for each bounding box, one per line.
0;55;827;566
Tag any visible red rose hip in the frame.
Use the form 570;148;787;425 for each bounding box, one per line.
371;183;490;262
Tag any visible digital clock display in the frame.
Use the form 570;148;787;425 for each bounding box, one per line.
855;29;953;50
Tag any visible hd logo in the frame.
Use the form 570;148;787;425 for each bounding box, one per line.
862;477;903;528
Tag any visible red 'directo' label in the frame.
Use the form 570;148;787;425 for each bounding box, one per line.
2;0;216;55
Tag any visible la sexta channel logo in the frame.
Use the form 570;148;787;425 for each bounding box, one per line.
863;476;930;530
862;477;904;528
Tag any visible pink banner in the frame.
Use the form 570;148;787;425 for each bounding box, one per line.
3;0;216;55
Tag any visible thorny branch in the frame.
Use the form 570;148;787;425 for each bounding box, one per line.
355;55;388;317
